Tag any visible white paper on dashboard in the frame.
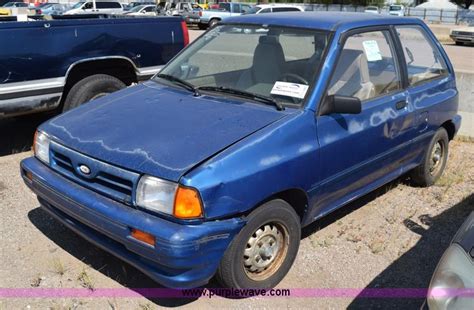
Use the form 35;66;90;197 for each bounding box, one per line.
270;81;309;99
362;40;382;61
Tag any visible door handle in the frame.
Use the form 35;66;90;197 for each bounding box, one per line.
395;101;407;110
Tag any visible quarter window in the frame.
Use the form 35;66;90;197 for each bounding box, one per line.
396;26;448;86
328;30;401;101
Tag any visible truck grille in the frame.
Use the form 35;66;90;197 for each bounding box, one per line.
49;142;140;205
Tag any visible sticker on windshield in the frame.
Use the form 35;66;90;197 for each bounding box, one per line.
271;81;309;99
362;40;382;61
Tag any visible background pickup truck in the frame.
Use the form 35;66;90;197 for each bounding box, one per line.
198;2;253;29
0;16;188;118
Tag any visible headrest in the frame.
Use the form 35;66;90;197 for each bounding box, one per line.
259;35;279;45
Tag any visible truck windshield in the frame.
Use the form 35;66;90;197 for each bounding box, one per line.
157;25;330;107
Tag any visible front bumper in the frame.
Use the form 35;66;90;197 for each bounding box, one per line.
21;157;245;288
450;34;474;43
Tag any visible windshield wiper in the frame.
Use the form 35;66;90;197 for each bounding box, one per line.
197;86;284;111
155;73;200;96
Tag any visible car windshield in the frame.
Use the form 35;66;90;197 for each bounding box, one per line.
390;5;402;11
157;25;330;108
244;6;260;14
3;2;15;7
366;6;377;10
129;4;146;12
71;2;85;9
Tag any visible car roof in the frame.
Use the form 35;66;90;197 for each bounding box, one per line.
257;4;301;8
225;11;422;32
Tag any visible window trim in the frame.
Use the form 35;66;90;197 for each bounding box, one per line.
394;24;450;89
317;25;405;117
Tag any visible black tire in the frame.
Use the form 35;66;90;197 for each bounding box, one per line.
410;127;449;187
63;74;126;112
208;19;219;29
197;23;207;30
216;199;301;288
455;41;464;46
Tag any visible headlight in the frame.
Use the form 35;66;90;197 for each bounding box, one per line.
136;175;203;219
34;130;51;164
427;244;474;310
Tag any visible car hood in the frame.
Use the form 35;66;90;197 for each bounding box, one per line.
41;81;289;182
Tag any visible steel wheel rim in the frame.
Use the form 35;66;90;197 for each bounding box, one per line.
243;222;289;281
429;141;444;176
90;92;108;101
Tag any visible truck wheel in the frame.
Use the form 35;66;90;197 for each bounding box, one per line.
197;23;207;30
410;127;449;187
63;74;126;112
216;199;300;288
208;19;219;29
455;41;464;46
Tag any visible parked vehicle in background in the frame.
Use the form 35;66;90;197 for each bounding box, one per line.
0;16;188;117
364;6;379;14
36;3;70;15
425;212;473;309
245;4;303;14
21;12;460;289
198;2;253;29
450;26;474;46
388;4;404;16
164;2;201;24
64;1;124;15
123;4;159;16
124;1;155;11
2;2;28;8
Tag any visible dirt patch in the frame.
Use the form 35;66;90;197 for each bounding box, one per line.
1;140;473;309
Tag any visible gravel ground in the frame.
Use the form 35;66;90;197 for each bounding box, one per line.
1;140;473;310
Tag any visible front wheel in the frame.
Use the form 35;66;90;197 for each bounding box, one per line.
216;199;301;288
410;127;449;187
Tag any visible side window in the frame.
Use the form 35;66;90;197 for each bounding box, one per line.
396;26;448;86
231;3;240;13
241;5;251;13
83;2;93;9
273;7;300;12
328;30;401;101
260;8;271;14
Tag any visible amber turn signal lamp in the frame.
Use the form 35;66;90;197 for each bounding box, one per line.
174;186;203;219
131;228;155;246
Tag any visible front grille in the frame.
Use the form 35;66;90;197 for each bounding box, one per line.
456;31;473;36
49;142;140;205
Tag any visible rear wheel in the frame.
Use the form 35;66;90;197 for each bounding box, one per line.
216;199;301;288
63;74;126;112
410;127;449;187
208;19;219;29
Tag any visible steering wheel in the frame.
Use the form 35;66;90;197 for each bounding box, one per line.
280;73;309;85
276;73;309;104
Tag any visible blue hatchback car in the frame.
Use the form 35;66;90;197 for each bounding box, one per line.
21;12;461;289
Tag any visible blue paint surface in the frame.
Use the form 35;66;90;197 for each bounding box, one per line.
21;13;461;288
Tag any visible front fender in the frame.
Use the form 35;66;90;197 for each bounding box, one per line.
181;110;320;220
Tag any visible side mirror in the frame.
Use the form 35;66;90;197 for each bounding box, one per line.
320;95;361;115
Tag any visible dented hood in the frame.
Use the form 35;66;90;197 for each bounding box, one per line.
41;82;288;181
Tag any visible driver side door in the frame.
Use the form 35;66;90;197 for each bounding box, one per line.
311;28;416;219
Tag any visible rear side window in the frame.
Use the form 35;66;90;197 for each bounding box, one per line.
260;8;271;13
328;30;401;101
273;7;300;12
97;2;121;9
396;26;448;86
